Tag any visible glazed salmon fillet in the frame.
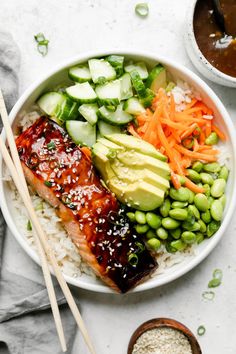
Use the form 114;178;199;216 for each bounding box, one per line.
16;117;157;292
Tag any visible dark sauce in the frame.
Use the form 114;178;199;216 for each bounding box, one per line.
194;0;236;77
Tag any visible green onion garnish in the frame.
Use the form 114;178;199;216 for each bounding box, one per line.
135;241;145;254
34;32;49;56
182;137;194;149
213;268;223;280
44;181;52;187
47;141;56;150
202;291;215;301
208;268;223;288
128;253;139;266
135;3;149;17
197;325;206;336
27;220;32;231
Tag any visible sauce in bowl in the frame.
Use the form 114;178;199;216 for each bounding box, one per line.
194;0;236;78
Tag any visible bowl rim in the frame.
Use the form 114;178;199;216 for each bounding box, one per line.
1;49;236;294
186;0;236;84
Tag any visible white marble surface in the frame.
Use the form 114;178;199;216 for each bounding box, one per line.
1;0;236;353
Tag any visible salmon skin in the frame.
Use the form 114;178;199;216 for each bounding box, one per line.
16;117;157;293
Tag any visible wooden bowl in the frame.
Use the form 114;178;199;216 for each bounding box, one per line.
127;318;202;354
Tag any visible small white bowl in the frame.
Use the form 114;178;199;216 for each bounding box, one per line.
185;0;236;88
1;50;236;294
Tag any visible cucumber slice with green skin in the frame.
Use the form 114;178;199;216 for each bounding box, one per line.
120;73;133;100
95;80;121;106
146;64;167;93
98;104;133;126
97;120;122;136
140;88;155;108
66;82;97;104
66;120;96;147
106;55;124;77
124;62;149;79
56;97;79;121
123;97;146;115
37;92;65;116
129;70;146;97
68;64;92;83
88;59;116;84
78;103;98;126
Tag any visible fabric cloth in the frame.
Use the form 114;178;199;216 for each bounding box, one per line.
0;31;77;354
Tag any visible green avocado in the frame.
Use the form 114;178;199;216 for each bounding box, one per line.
97;137;124;151
105;134;167;161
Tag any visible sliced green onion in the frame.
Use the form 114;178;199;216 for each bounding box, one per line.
44;181;52;187
135;3;149;17
182;137;194;149
38;39;49;46
35;201;44;211
208;278;221;288
27;220;32;231
128;253;139;266
34;32;49;56
202;291;215;301
197;325;206;336
34;33;45;42
47;141;56;150
213;268;223;280
37;44;48;56
135;241;145;254
192;126;201;138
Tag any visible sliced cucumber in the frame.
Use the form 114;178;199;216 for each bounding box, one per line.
95;80;121;106
106;55;124;77
56;97;79;121
68;64;92;83
88;59;116;84
98;104;133;126
124;61;148;79
123;97;145;115
37;92;65;116
120;73;133;100
129;70;146;97
140;88;155;108
78;103;98;126
166;81;176;92
98;120;122;137
146;64;167;93
66;82;97;104
66;120;96;147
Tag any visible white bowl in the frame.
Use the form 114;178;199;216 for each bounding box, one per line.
184;0;236;88
1;50;236;294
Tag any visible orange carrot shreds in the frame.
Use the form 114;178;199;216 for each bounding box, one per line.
182;158;192;168
184;176;205;193
180;123;198;140
212;124;226;141
160;146;165;154
128;124;141;138
171;172;181;190
174;114;207;124
193;101;213;115
197;148;219;155
81;146;92;160
183;98;197;110
193;138;199;152
205;121;212;137
170;94;176;121
174;144;217;162
199;130;206;145
160;118;187;130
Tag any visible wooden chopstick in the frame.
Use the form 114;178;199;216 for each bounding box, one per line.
0;90;96;354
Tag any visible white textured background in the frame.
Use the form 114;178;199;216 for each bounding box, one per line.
1;0;236;353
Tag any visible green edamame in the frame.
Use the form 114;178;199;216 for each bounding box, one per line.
159;198;171;217
205;132;219;145
170;228;182;239
194;193;209;212
171;201;188;209
198;219;207;233
203;184;211;197
208;196;214;207
186;169;201;183
135;211;146;224
200;173;214;186
211;178;226;198
170;240;186;251
206;220;221;238
188;189;195;204
169;187;190;202
219;195;226;209
187;222;201;232
201;210;212;224
162;217;180;230
203;162;221;173
188;205;200;219
210;200;223;221
135;224;149;234
181;231;196;244
196;232;204;244
219;165;229;181
126;212;135;222
169;208;188;221
192;161;203;173
156;227;168;240
147;238;161;251
146;212;162;229
146;230;157;240
177;175;186;185
165;243;177;253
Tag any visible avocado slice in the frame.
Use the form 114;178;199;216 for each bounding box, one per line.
97;137;124;151
108;179;165;211
146;64;167;93
105;134;167;161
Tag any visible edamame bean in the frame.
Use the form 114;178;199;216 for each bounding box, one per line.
185;222;201;232
219;194;226;209
183;209;195;229
135;224;149;234
177;175;186;185
146;212;162;229
198;219;207;233
192;161;203;173
196;232;204;244
201;210;212;224
159;198;171;217
181;231;196;244
219;165;229;181
171;201;188;209
211;178;226;198
210;200;223;221
156;227;168;240
146;230;157;240
206;220;221;238
186;169;201;183
188;190;195;204
205;132;219;145
188;205;200;219
203;162;221;173
170;240;186;251
208;196;214;207
147;238;161;251
200;173;214;186
194;193;209;212
135;211;146;224
203;184;211;197
169;187;190;202
126;212;135;222
165;243;177;253
170;228;181;239
169;208;188;221
162;217;180;230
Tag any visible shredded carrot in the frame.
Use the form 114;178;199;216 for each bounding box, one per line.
184;177;205;193
180;123;198;140
171;172;181;189
128;124;141;138
212;124;226;141
81;146;91;160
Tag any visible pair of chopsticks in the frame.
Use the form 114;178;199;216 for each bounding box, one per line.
0;90;96;354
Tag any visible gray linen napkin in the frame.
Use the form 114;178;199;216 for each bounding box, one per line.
0;31;77;354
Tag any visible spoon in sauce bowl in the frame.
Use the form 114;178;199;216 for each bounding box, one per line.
213;0;236;37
